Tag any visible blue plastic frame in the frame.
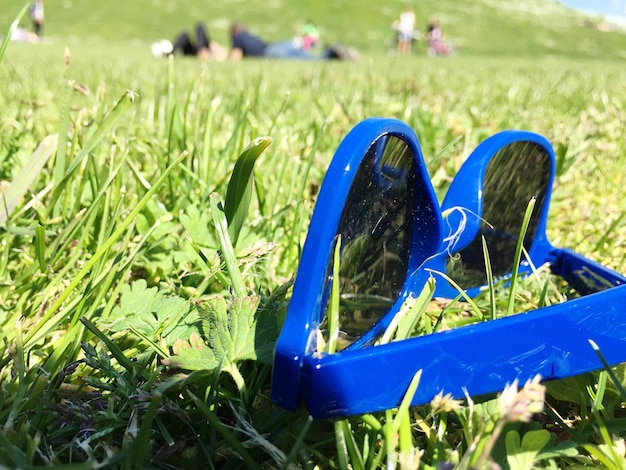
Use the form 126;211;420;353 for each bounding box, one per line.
272;118;626;419
272;118;442;414
425;130;626;297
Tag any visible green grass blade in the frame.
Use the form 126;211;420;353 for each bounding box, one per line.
20;150;187;348
382;370;423;468
591;371;608;413
45;90;138;217
506;197;536;317
69;90;137;173
334;419;351;470
0;431;26;467
280;415;313;470
589;340;626;400
53;81;75;189
210;192;246;297
80;317;139;375
327;236;341;354
424;268;483;318
188;391;258;469
536;281;549;309
128;323;169;358
398;409;413;459
48;152;128;267
125;392;162;468
34;224;46;273
390;370;422;438
593;211;625;253
379;277;434;344
224;136;272;248
481;236;497;321
0;3;29;64
334;419;365;470
0;134;58;226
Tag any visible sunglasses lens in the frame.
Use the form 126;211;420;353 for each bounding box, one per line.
325;134;418;343
447;141;551;286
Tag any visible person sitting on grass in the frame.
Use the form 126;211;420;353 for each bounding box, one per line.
426;20;455;57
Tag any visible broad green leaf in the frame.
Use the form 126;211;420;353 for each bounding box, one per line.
164;294;277;371
180;205;217;249
136;199;176;239
536;440;579;460
164;332;214;371
191;295;260;366
107;279;164;331
158;297;200;342
133;200;180;277
224;136;272;248
506;429;551;470
545;375;590;405
103;279;197;347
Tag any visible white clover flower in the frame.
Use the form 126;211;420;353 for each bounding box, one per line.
499;375;545;423
430;390;463;414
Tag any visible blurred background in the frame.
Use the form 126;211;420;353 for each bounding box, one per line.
1;0;625;59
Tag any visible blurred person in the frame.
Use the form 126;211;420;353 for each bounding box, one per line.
426;20;454;56
229;22;358;61
29;0;44;37
11;25;39;43
301;20;321;51
151;23;227;60
393;6;416;55
230;22;310;59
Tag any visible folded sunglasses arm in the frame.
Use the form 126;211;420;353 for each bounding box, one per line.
547;247;626;295
302;282;626;418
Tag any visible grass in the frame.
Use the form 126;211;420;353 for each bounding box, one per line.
2;0;626;58
1;0;626;468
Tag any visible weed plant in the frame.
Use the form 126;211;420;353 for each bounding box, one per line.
1;3;626;469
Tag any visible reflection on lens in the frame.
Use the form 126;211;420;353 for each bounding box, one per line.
447;141;551;287
324;135;417;345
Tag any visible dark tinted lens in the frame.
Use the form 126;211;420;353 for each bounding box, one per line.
327;135;417;341
447;141;551;287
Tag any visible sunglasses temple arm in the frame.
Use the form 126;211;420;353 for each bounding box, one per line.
548;247;626;295
303;280;626;419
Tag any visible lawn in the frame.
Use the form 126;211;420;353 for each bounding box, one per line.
1;0;626;468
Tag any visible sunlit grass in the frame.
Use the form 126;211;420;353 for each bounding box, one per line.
1;4;626;466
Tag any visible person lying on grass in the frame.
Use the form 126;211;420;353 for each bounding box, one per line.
229;22;359;61
151;23;228;61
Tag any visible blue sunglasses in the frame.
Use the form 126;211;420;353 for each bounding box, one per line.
272;118;626;419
